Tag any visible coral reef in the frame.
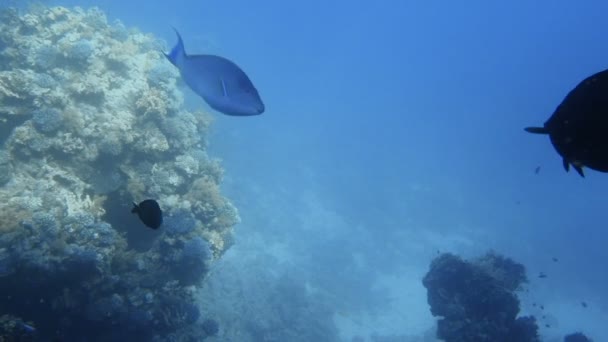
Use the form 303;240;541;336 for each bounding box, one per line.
564;332;593;342
422;252;539;342
0;150;11;185
198;251;340;342
0;4;238;341
0;314;36;341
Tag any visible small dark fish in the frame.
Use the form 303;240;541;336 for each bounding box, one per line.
534;166;541;174
132;199;163;229
545;324;551;328
532;302;537;307
540;305;544;310
538;272;547;278
552;257;558;262
164;29;265;116
581;301;588;308
525;69;608;177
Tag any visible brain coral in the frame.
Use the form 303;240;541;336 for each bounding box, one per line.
0;5;236;341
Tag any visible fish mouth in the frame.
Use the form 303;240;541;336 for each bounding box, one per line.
255;103;265;114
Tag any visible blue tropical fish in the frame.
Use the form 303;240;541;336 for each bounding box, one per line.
164;29;265;116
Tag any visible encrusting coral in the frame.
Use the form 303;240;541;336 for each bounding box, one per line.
0;4;237;341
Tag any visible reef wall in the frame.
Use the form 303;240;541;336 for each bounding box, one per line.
0;5;237;341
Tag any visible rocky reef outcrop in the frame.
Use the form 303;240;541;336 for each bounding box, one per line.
0;5;235;341
564;332;593;342
423;252;539;342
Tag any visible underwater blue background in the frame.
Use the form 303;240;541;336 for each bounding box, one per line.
13;0;608;340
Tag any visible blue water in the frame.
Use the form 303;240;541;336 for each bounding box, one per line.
10;0;608;340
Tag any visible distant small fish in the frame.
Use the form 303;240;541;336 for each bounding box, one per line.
538;272;547;278
535;166;541;174
552;257;558;262
540;305;545;310
132;199;163;229
164;29;265;116
581;301;588;308
532;302;537;307
545;324;551;328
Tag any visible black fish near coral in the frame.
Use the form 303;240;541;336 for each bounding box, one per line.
132;199;163;229
525;69;608;177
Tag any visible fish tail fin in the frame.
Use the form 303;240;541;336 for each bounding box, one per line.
131;202;139;214
164;27;186;66
524;126;549;134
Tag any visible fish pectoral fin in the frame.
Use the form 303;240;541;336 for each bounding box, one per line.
525;126;549;134
563;159;585;177
219;78;228;97
573;162;585;177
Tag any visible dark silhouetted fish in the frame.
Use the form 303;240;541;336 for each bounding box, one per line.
538;272;547;278
581;301;588;308
525;69;608;177
534;166;541;174
164;29;265;116
132;199;163;229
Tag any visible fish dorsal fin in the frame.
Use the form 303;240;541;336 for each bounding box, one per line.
131;202;139;214
164;28;186;67
524;127;550;134
219;78;228;97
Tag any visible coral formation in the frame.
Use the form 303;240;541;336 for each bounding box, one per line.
0;150;11;185
0;314;36;341
423;252;539;342
0;4;238;341
31;107;63;133
201;318;220;337
564;332;593;342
